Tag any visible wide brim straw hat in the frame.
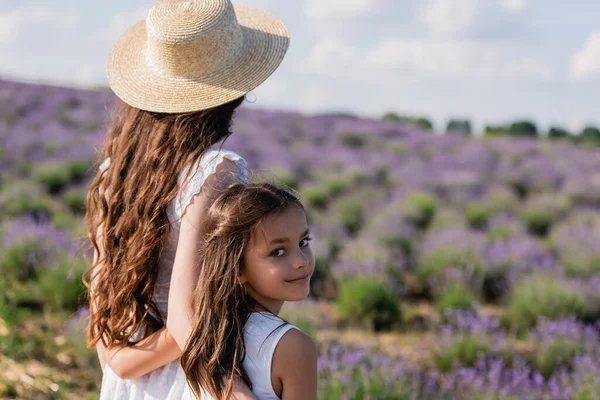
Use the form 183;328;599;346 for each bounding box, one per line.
107;0;290;113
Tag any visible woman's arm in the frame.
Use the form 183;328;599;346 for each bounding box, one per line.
166;158;243;349
103;327;181;379
91;225;180;380
166;158;257;399
272;329;318;400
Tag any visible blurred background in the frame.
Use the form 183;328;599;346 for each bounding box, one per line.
2;1;600;399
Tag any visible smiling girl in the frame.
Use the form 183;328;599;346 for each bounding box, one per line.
180;183;318;400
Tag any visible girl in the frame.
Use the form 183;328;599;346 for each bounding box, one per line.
85;0;290;398
180;183;318;400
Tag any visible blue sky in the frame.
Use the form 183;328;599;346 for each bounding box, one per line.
1;0;599;133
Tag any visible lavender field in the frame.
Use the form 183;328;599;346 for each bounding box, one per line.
2;78;600;399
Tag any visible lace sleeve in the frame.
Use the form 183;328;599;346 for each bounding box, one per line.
175;148;248;219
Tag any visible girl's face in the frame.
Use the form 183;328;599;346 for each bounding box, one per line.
241;205;315;315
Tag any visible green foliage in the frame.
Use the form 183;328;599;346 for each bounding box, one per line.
504;274;588;332
319;364;422;400
336;277;401;331
520;195;570;237
415;245;484;288
565;256;600;278
62;188;87;214
32;160;91;194
1;182;54;221
7;254;87;312
465;203;491;230
520;208;553;236
322;176;349;197
15;160;32;177
548;126;570;140
269;165;299;190
484;120;538;138
433;334;491;372
446;119;472;135
535;337;584;378
309;254;334;299
2;239;41;281
337;131;366;148
435;286;476;318
32;164;71;194
508;120;538;137
581;126;600;143
484;125;508;137
64;159;91;183
574;380;600;400
337;199;364;235
486;188;520;215
300;184;329;209
403;192;437;230
429;209;466;230
36;255;87;311
382;113;433;130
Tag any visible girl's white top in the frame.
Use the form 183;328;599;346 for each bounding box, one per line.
98;146;250;400
242;312;298;399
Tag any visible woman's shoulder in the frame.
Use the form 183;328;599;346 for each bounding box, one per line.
95;147;246;176
175;146;248;219
180;146;247;185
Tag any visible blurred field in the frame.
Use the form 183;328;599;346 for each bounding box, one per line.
2;79;600;399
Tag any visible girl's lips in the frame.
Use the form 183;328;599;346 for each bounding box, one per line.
286;273;311;284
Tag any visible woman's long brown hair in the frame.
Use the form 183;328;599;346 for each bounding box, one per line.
83;95;245;348
180;183;303;400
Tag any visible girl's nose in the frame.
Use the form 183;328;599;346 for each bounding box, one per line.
293;248;309;269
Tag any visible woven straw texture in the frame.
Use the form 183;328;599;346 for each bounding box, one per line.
107;0;290;113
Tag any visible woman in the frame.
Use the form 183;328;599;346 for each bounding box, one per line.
84;0;290;398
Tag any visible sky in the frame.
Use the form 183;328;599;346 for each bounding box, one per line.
1;0;600;133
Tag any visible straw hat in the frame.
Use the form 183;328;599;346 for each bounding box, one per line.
107;0;290;113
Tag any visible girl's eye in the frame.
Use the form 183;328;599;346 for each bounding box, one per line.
300;237;313;247
271;248;285;257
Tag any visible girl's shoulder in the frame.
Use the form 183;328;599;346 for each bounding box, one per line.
244;312;317;366
243;312;316;399
273;327;317;366
271;320;318;398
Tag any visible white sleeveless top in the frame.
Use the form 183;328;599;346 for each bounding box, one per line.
98;146;249;400
243;312;298;399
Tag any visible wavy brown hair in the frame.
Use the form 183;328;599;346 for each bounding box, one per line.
180;183;303;400
83;95;245;348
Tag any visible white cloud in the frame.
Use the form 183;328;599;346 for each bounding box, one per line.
364;37;555;81
303;0;373;20
570;32;600;81
499;0;528;14
0;7;80;45
417;0;480;35
303;38;358;76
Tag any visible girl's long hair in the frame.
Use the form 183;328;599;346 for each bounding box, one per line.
180;183;303;400
83;96;244;347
